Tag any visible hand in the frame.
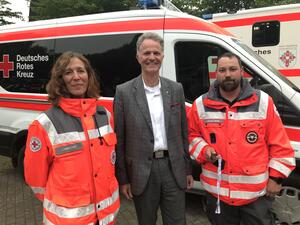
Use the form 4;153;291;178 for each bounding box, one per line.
266;178;282;197
205;147;220;163
120;184;133;200
186;175;194;189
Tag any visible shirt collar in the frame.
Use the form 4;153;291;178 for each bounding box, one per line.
142;78;161;94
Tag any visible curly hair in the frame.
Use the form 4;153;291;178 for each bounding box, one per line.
46;51;100;106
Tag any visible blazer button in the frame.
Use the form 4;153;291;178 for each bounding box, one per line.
148;156;152;161
150;139;154;143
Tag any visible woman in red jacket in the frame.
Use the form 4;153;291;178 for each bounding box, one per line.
24;51;119;225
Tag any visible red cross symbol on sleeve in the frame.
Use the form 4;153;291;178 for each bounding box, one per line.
31;140;39;148
30;137;42;152
0;55;14;78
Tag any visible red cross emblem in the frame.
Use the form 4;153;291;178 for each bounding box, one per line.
30;137;42;152
0;54;14;78
279;50;296;68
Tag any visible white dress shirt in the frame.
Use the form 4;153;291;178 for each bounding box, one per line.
143;79;168;151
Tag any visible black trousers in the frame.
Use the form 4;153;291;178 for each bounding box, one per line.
133;158;186;225
206;193;275;225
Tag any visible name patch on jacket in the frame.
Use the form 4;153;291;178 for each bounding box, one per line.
246;131;258;144
30;137;42;152
55;143;83;155
204;119;224;124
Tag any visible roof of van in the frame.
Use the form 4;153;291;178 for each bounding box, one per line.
0;9;232;43
210;3;300;22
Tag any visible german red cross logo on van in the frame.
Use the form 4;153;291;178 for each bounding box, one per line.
279;47;297;68
0;54;14;78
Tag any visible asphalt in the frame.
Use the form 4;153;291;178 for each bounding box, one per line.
0;155;210;225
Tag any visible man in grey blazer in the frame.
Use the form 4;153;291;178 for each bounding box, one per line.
114;32;193;225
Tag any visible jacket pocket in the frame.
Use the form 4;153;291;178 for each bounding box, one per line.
49;184;91;207
240;121;264;134
103;133;117;146
243;163;268;175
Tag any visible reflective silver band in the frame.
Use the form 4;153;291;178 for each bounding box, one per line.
202;181;229;196
195;91;269;121
269;159;293;177
195;97;225;120
37;113;85;145
88;125;113;139
31;186;45;194
38;113;113;145
202;180;266;199
202;169;268;184
43;198;95;219
271;157;295;166
189;137;207;160
230;189;266;199
98;209;119;225
96;188;119;212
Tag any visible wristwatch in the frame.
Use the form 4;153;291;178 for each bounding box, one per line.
269;176;283;185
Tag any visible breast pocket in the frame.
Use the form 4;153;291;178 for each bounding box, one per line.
240;121;265;144
55;142;83;156
53;142;84;178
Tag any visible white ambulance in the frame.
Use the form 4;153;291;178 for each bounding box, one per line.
0;1;299;223
207;3;300;88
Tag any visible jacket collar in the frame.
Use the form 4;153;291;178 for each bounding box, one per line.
205;78;257;108
58;97;97;117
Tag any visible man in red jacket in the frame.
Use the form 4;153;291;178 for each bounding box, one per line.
188;52;295;225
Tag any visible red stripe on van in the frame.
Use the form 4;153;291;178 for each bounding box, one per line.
1;18;231;42
279;69;300;77
0;101;51;111
0;93;48;100
286;127;300;142
213;12;300;27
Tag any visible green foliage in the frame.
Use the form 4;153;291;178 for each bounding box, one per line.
171;0;300;16
0;0;24;25
29;0;137;21
25;0;300;22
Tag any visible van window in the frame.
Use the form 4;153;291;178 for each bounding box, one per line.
252;20;280;47
249;73;300;126
174;41;300;126
0;33;141;96
0;40;55;93
175;41;226;103
55;33;141;97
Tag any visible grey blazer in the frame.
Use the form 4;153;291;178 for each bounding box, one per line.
114;75;192;195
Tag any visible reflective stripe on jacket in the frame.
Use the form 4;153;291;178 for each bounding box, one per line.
188;79;295;206
25;97;119;225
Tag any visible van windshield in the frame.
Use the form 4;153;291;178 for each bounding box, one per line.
233;39;300;92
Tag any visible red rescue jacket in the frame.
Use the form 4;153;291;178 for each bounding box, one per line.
25;97;119;225
188;79;295;206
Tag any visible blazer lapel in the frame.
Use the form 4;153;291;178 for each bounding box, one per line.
161;78;171;135
133;76;153;132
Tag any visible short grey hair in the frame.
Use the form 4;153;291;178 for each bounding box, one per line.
136;32;164;53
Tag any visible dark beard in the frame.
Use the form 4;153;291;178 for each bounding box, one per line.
219;78;240;92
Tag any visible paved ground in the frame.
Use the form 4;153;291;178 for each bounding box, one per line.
0;155;210;225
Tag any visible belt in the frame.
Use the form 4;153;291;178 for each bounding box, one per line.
153;150;168;159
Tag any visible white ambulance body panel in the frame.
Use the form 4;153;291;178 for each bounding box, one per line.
209;4;300;87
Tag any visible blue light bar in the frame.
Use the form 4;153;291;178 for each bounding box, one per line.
138;0;161;9
202;14;213;20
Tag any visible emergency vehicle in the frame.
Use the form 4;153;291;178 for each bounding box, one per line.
206;3;300;88
0;0;299;223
